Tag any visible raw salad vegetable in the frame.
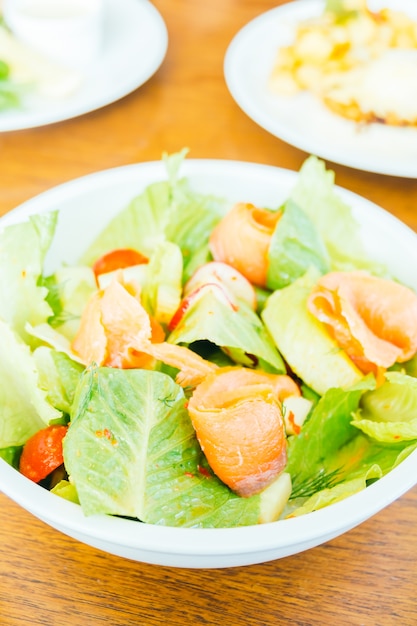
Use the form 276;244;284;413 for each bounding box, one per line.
1;151;417;528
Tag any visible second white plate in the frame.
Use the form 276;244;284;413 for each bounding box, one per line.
224;0;417;178
0;0;168;132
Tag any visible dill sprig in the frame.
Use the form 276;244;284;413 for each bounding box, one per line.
48;310;80;328
290;467;343;500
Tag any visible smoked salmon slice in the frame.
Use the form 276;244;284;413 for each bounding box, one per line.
71;275;165;369
307;271;417;375
71;273;217;384
144;342;218;388
209;203;281;287
187;367;297;497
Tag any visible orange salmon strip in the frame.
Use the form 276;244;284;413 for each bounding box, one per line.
188;367;293;497
209;203;281;287
308;271;417;374
71;275;164;369
71;274;217;384
144;342;218;388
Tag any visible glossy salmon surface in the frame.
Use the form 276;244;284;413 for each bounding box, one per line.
307;271;417;375
188;368;295;497
209;203;281;287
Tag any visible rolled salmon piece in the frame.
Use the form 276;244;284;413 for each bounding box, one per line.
187;367;292;497
307;271;417;374
209;203;281;287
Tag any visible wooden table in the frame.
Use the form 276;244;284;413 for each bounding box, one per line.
1;1;417;624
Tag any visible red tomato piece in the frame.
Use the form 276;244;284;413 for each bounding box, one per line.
92;248;148;279
19;425;68;483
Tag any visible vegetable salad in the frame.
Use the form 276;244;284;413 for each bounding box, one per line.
1;152;417;528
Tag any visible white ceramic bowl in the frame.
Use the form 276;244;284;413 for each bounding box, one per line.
1;159;417;568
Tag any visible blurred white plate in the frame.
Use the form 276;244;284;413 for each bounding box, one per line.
224;0;417;178
0;0;168;131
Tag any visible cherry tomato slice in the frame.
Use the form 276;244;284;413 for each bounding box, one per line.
92;248;148;279
19;425;68;483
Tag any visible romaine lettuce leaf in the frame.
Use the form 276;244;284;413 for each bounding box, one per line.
390;355;417;378
289;156;383;274
168;288;285;373
351;419;417;443
286;377;375;491
289;478;366;516
284;375;417;514
0;212;57;345
33;346;84;414
47;265;97;340
352;372;417;442
267;199;329;289
26;322;80;362
262;268;363;394
51;479;80;504
163;188;225;283
358;372;417;423
79;180;171;265
141;241;183;325
64;367;261;527
0;320;61;448
0;445;22;468
288;435;417;515
79;152;226;281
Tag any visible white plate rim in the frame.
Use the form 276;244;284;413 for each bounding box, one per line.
1;157;417;566
224;0;417;178
0;0;168;132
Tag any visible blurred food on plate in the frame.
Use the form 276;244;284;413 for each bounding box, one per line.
3;0;103;69
269;0;417;126
0;24;82;105
0;0;103;111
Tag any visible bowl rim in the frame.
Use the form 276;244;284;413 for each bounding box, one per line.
1;451;416;557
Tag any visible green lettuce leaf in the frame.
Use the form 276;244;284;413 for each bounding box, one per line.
286;377;375;491
390;354;417;378
163;190;225;283
47;265;97;340
0;445;22;468
351;419;417;443
0;212;57;345
168;288;285;373
288;435;417;515
79;152;226;281
79;180;171;265
0;320;62;447
267;199;329;289
141;241;183;325
51;479;80;504
64;367;261;527
351;372;417;442
289;156;383;274
262;268;363;394
290;478;366;516
33;346;85;415
284;376;417;515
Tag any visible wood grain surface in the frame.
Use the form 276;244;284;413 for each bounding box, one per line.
1;1;417;625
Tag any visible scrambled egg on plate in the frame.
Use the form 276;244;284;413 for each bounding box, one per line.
269;0;417;126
